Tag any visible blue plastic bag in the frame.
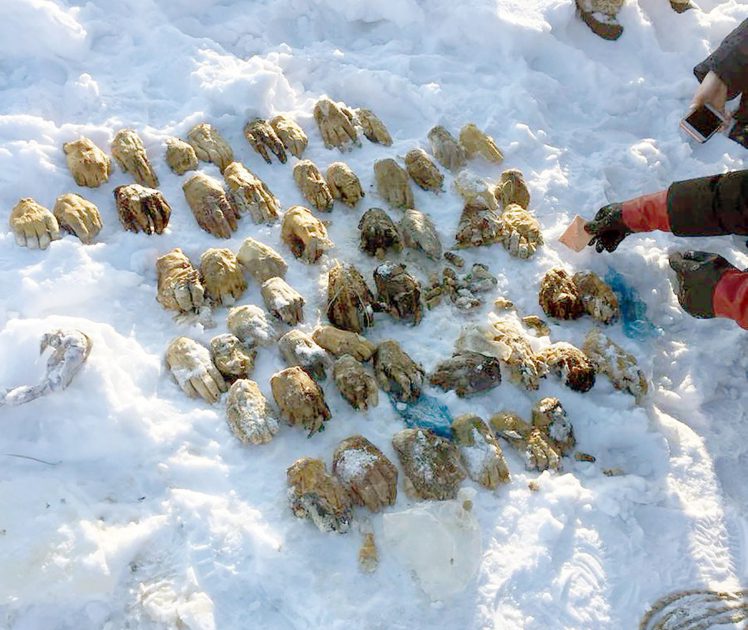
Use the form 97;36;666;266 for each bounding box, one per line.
388;393;453;439
605;267;662;340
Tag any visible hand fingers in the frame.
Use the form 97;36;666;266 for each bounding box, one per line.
45;213;60;242
37;225;51;250
174;284;195;311
190;375;215;402
182;379;199;398
24;225;39;249
191;283;205;309
207;364;227;393
13;230;27;247
200;373;221;402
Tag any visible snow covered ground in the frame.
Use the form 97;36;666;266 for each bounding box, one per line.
1;0;747;628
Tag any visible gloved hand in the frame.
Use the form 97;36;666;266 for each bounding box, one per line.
166;336;227;403
53;193;103;244
668;250;737;318
111;129;159;187
584;203;629;252
9;198;61;250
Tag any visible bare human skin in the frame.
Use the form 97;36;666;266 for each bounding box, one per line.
281;205;333;263
373;340;424;402
327;262;376;333
326;162;364;207
358;207;402;259
182;172;240;239
427;126;466;172
287;458;352;533
199;248;247;306
210;334;256;380
53;193;102;244
400;209;442;260
355;108;392;145
164;137;198;175
261;277;305;325
374;159;414;209
271;366;330;435
227;305;277;347
187;123;234;172
404;148;443;192
270;115;308;158
278;329;330;381
583;328;648;400
9;198;60;250
451;414;510;489
373;262;423;325
156;248;205;314
459;123;504;163
111;128;158;187
332;435;397;511
313;97;359;150
243;118;287;164
500;203;542;259
572;271;619;324
226;378;279;445
236;237;288;284
455;201;503;248
114;184;171;235
539;268;584;320
392;428;466;500
1;329;92;407
495;169;530;209
333;355;379;411
293;160;333;211
165;336;227;404
312;326;376;362
63;137;111;188
490;411;561;472
429;351;502;398
223;161;280;224
537;342;596;393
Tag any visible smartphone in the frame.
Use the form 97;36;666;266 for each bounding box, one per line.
680;104;726;143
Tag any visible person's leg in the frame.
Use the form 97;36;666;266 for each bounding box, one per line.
576;0;625;40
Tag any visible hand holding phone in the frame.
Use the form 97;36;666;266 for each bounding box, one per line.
680;103;727;143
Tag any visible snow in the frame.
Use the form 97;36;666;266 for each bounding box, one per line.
1;0;747;628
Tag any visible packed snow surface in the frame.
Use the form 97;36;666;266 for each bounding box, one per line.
1;0;747;628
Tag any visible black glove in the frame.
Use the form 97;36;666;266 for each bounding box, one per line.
668;251;737;318
584;203;631;253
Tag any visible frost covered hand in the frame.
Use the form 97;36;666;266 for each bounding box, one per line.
314;98;359;150
166;336;227;403
199;248;247;306
287;458;352;533
165;137;198;175
500;203;542;258
374;262;423;325
270;115;308;158
312;326;376;362
261;277;305;325
293;160;333;211
156;248;205;313
243;118;287;164
281;205;333;263
459;123;504;163
333;355;379;411
236;237;287;284
374;158;414;209
114;184;171;235
452;414;510;489
373;340;424;402
332;436;397;511
355;108;392;145
211;334;256;380
111;129;158;187
404;149;443;192
326;263;376;333
271;366;330;435
278;329;330;382
427;126;466;172
223;162;280;224
400;209;442;260
183;172;240;238
187;123;234;172
227;305;277;347
226;378;278;445
429;351;502;398
63;137;111;188
358;208;402;259
496;169;530;209
326;162;364;207
53;193;102;244
9;198;60;250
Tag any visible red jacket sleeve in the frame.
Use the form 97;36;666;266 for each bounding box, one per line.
713;269;748;330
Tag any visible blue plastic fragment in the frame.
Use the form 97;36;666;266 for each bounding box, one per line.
605;267;662;340
388;392;454;439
